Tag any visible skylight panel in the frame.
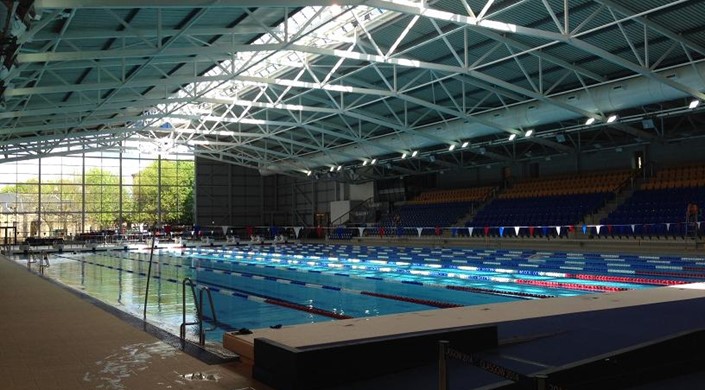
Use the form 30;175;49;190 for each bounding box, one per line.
153;4;392;129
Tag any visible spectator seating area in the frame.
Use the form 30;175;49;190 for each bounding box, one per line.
396;201;473;227
367;187;496;237
499;170;631;198
408;186;495;204
469;192;611;237
374;202;474;237
641;164;705;190
601;187;705;238
327;164;705;240
463;170;627;237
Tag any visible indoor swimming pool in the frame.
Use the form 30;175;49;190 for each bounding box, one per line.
21;243;705;344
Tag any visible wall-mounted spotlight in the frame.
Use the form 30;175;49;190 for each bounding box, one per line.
585;117;596;125
508;133;517;141
689;99;700;109
525;129;534;137
606;114;618;123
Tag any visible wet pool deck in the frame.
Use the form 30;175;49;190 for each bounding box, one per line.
0;255;271;390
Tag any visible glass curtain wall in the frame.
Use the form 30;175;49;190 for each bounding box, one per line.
0;148;194;241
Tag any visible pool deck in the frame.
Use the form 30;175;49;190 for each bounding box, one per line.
225;283;705;389
4;243;705;389
0;255;271;390
225;283;705;362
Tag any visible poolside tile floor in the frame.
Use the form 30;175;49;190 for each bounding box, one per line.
0;255;270;390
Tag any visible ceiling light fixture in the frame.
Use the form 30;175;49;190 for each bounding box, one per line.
689;99;700;109
585;117;596;125
525;129;534;137
606;114;618;123
448;144;456;151
371;158;377;165
461;141;469;148
411;150;418;157
508;134;517;141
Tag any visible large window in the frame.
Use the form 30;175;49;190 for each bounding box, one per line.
0;146;194;240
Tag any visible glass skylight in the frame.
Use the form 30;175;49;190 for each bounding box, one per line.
145;5;390;131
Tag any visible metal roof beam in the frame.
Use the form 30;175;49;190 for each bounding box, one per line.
608;122;658;141
367;0;566;42
366;0;705;101
0;96;208;120
528;136;574;153
194;114;403;156
31;26;269;41
4;71;394;97
596;0;705;58
0;128;136;149
0;113;174;135
465;147;511;163
34;0;366;9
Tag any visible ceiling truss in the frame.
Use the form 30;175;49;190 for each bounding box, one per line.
1;0;705;182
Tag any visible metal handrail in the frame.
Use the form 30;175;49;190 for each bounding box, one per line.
329;196;376;226
198;286;218;345
180;278;201;345
179;277;218;346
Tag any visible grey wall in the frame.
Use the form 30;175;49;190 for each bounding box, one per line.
195;158;342;227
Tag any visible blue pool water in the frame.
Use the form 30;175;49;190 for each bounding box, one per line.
24;243;705;344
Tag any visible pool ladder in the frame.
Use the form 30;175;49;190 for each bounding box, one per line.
180;278;218;346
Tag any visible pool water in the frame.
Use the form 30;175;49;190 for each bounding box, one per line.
24;243;705;344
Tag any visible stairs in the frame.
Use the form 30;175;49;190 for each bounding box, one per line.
454;188;501;229
587;183;639;226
